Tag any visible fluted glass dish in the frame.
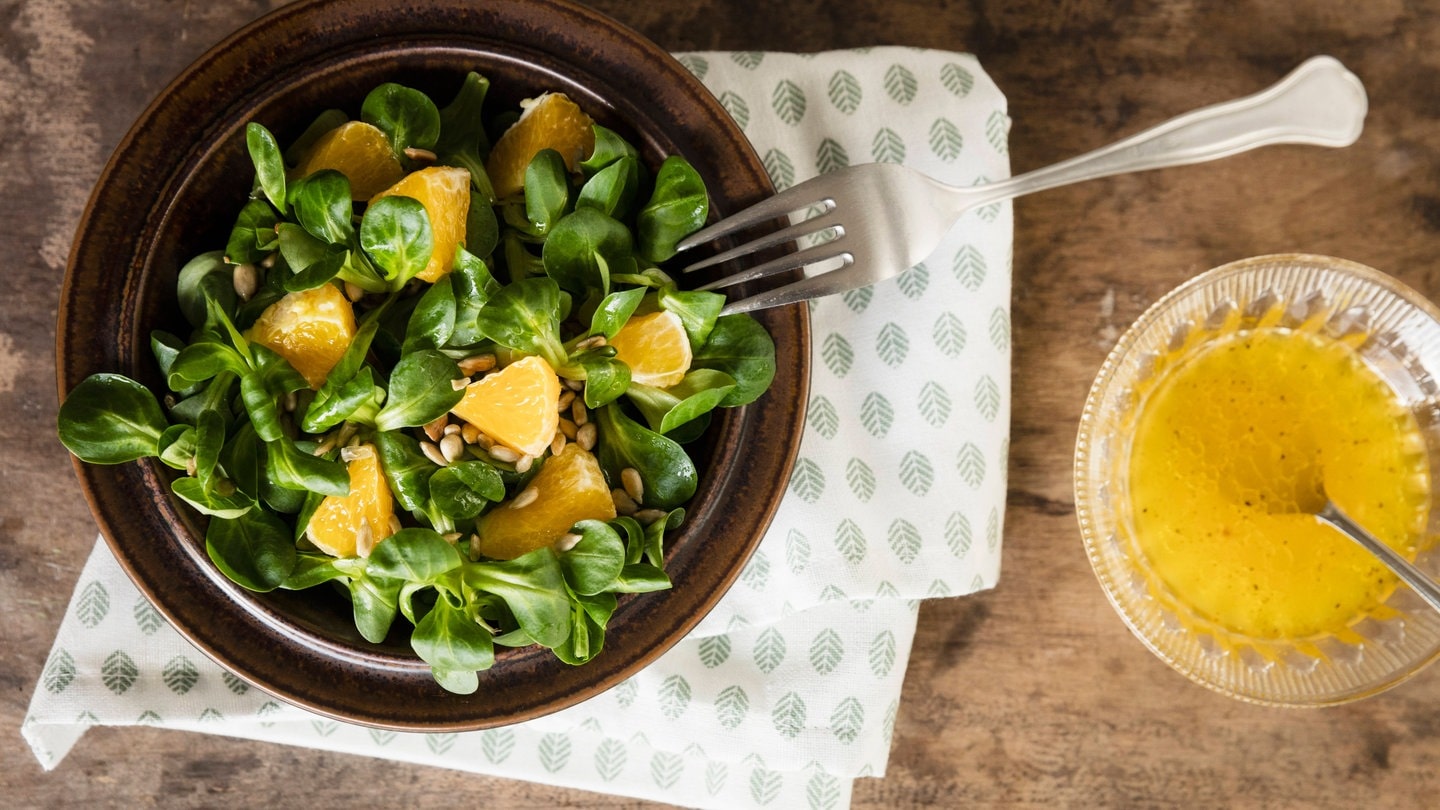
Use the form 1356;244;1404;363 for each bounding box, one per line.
1075;254;1440;705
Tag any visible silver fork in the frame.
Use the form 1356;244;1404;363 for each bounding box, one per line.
678;56;1368;315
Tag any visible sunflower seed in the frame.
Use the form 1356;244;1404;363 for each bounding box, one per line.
550;431;566;457
556;389;576;413
260;252;278;269
451;377;472;391
186;455;197;477
420;440;448;467
635;509;668;525
511;486;539;509
283;390;298;412
423;414;449;442
341;444;373;462
576;422;597;451
554;532;583;552
558;418;578;439
440;434;465;463
313;436;338;456
461;422;482;444
232;263;258;301
574;335;607;351
388;515;403;536
571;399;588;426
344;281;365;302
611;488;638;516
442;531;463;543
443;423;462;436
621;467;644;503
473;431;495;450
488;445;520;463
404;146;438;163
563;377;585;392
515;454;534;474
458;353;497;375
356;522;375;558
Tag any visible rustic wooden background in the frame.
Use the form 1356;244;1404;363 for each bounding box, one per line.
5;0;1440;805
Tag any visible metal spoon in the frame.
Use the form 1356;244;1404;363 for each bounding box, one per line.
1303;486;1440;614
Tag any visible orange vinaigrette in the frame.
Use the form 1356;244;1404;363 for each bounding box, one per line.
1126;326;1431;640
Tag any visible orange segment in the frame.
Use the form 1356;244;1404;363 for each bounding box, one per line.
292;121;406;200
449;355;561;458
475;443;616;559
306;446;395;558
369;165;470;282
609;310;692;388
247;283;356;389
485;92;596;199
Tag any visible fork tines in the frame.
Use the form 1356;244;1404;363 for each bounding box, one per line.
677;190;845;291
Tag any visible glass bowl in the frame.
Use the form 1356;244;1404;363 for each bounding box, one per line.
1075;253;1440;705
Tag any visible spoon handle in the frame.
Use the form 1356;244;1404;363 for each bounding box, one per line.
1318;502;1440;614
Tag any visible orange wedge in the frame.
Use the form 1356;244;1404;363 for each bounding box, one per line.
609;310;692;388
449;355;561;458
246;282;356;389
306;445;395;558
485;92;596;199
474;443;616;559
291;120;406;200
369;165;470;283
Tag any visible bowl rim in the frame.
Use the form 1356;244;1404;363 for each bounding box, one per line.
1074;252;1440;706
58;0;810;729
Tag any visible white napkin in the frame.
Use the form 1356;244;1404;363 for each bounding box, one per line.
24;48;1011;809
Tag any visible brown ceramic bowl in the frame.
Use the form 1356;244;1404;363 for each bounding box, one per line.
58;0;807;729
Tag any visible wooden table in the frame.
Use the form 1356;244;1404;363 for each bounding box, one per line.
5;0;1440;805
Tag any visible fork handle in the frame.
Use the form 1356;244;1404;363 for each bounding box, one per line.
961;56;1366;209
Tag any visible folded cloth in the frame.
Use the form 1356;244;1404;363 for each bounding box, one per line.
24;48;1011;809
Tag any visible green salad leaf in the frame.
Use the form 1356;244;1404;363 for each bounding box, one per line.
362;82;442;163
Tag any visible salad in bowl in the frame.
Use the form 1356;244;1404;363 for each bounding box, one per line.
59;73;776;695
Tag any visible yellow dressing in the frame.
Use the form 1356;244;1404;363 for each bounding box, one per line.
1127;327;1430;640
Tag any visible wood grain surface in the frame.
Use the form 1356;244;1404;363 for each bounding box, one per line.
5;1;1440;806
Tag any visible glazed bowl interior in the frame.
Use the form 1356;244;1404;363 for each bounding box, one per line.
1075;254;1440;706
59;0;807;729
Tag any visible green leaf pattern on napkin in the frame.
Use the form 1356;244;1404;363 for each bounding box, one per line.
25;48;1010;810
827;71;861;114
101;651;138;695
76;581;108;628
